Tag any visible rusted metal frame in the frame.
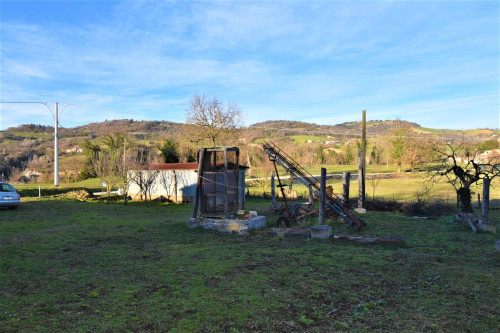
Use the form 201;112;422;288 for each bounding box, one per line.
270;155;292;222
263;141;365;230
192;148;205;218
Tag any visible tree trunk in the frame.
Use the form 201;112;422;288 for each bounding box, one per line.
106;184;112;204
246;153;252;176
482;178;490;223
174;171;178;203
457;187;473;213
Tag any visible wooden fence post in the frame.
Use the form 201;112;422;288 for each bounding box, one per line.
342;172;350;205
358;149;365;208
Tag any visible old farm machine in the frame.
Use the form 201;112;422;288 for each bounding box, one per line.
263;141;366;231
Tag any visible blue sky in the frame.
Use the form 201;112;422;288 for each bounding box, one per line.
0;0;498;130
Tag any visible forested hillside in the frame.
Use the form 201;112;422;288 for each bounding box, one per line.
0;119;498;183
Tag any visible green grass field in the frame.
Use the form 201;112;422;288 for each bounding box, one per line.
246;172;500;205
1;196;499;332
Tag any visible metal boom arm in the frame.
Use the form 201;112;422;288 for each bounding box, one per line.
263;141;365;230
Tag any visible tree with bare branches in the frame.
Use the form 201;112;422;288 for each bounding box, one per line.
128;149;159;206
186;94;242;147
92;150;122;203
159;170;177;202
430;141;499;213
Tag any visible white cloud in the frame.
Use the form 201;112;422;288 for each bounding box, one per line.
0;1;498;130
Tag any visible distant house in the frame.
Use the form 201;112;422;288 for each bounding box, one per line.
474;149;500;164
128;162;247;204
321;140;342;145
451;149;500;165
65;147;83;153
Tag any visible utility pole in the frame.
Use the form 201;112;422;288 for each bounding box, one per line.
358;110;366;208
54;102;59;186
0;101;63;186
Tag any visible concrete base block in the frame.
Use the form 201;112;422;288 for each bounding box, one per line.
354;208;367;214
477;223;496;233
186;216;266;235
186;217;199;228
311;224;332;240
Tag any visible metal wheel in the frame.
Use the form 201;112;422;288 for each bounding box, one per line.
276;216;290;228
294;206;309;226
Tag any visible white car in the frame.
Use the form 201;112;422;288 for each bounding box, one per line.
0;182;21;209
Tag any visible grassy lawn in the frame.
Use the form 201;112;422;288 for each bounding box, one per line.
15;179;104;197
1;196;499;332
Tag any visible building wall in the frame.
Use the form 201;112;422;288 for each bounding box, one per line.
128;169;198;203
128;168;246;205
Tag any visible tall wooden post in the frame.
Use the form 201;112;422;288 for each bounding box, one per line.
358;149;365;208
359;110;366;208
342;172;350;205
482;178;490;223
319;168;326;225
271;170;276;207
223;149;229;218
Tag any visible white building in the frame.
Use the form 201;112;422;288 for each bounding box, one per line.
128;162;247;205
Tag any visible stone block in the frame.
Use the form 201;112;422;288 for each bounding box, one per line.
311;225;332;240
477;223;496;233
186;217;199;228
187;216;266;235
354;208;367;214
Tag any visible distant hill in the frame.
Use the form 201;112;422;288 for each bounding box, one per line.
3;118;499;142
1;118;498;182
250;120;499;139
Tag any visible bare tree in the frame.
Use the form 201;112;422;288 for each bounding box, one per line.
251;163;274;198
186;94;242;147
59;157;84;183
368;176;381;199
92;150;122;203
429;140;499;213
128;150;159;206
159;170;177;202
128;168;159;206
